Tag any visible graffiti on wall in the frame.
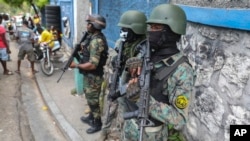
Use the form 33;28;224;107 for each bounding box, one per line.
60;1;74;47
62;16;71;38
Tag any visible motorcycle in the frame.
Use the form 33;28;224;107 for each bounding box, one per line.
37;40;61;76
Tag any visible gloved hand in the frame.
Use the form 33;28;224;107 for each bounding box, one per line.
125;57;142;79
125;57;142;70
126;81;140;102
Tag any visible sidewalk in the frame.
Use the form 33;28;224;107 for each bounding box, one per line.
35;49;101;141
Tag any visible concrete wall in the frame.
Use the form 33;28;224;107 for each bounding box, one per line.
171;0;250;141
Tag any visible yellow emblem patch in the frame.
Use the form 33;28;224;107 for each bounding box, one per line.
175;95;188;109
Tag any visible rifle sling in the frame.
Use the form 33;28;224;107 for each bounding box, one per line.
154;56;187;81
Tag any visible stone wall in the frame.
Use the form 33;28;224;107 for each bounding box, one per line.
172;0;250;140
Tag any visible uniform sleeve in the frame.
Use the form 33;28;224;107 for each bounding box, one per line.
88;38;105;66
149;63;194;130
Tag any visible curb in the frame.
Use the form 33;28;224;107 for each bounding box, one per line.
35;74;84;141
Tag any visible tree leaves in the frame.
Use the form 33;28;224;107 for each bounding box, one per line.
1;0;49;8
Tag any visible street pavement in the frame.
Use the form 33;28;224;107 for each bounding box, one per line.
1;40;101;141
35;46;101;141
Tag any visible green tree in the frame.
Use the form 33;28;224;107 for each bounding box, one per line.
2;0;49;8
0;0;10;13
2;0;49;14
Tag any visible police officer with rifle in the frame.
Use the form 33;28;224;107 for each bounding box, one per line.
69;14;108;134
97;10;147;141
122;4;195;141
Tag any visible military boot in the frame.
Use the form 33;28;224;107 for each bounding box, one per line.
86;118;102;134
80;113;94;126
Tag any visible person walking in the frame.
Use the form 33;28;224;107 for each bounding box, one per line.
97;10;147;141
121;4;195;141
69;14;108;134
15;20;38;74
2;13;11;61
0;14;13;75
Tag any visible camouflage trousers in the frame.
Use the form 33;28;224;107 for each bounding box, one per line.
99;97;129;141
84;73;103;119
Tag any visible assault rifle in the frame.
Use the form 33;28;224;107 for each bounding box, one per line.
57;32;88;83
105;38;125;125
123;40;154;141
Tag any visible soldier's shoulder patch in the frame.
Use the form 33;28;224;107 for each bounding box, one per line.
175;95;188;109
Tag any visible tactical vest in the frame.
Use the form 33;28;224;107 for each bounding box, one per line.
149;55;188;127
150;55;188;103
79;33;108;76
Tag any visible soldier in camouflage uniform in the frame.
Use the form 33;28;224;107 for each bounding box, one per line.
122;4;195;141
70;14;108;134
97;10;147;141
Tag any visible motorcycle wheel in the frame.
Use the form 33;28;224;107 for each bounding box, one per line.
40;59;54;76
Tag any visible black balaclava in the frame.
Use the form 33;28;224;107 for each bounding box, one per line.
148;25;181;62
148;25;181;50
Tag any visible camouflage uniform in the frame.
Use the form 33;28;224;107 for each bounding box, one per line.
121;4;195;141
76;14;107;134
99;36;146;141
83;32;108;119
98;10;147;141
122;53;194;141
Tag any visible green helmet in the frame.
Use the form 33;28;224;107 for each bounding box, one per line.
118;10;147;35
147;4;187;35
